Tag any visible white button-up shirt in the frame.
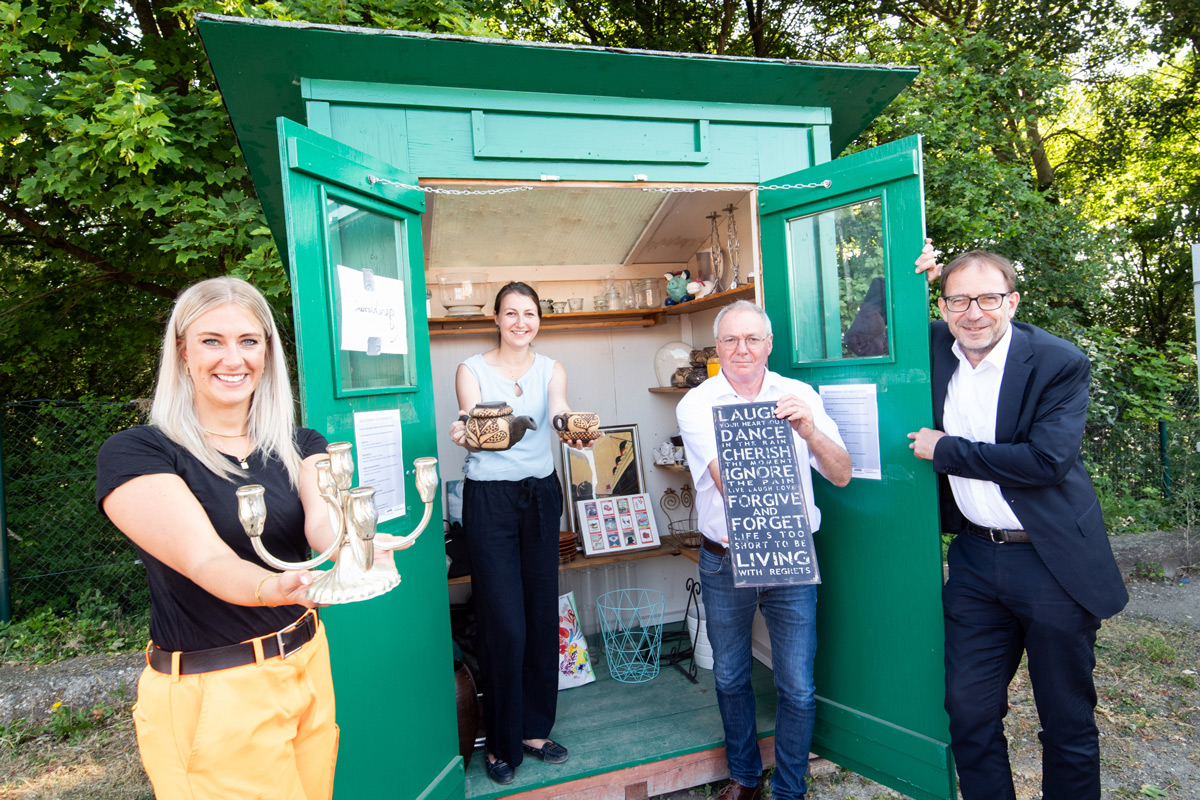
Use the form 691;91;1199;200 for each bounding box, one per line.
676;369;845;544
942;325;1024;529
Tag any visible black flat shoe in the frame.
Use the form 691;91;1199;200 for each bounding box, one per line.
522;739;569;764
486;757;515;784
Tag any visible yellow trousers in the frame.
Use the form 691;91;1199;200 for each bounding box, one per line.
133;619;339;800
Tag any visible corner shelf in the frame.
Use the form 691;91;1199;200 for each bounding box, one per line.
664;283;754;315
426;283;755;337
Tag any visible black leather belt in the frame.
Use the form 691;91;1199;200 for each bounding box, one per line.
701;536;728;557
148;612;317;675
966;522;1030;544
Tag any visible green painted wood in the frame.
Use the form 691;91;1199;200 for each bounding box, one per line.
814;699;953;800
470;109;711;164
286;135;425;212
759;134;955;800
758;151;919;216
276;116;460;800
305;79;832;127
464;633;780;800
195;14;916;251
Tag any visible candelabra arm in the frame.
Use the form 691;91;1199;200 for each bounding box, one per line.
378;502;433;551
249;532;342;572
377;457;438;551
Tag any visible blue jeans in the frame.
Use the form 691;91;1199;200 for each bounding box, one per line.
698;546;817;800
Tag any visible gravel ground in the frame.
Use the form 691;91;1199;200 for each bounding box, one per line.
654;530;1200;800
1;530;1196;799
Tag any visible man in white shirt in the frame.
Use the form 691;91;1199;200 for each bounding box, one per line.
677;300;851;800
909;250;1127;799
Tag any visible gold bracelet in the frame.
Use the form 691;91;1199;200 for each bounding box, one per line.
255;573;277;607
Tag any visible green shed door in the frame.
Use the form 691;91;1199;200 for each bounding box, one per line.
276;118;461;800
758;135;954;800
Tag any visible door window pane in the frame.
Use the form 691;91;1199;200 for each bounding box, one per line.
326;198;415;393
786;198;888;361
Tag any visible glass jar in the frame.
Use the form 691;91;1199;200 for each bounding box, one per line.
634;278;659;308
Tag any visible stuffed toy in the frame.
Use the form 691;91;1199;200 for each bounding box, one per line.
664;270;692;306
686;276;716;299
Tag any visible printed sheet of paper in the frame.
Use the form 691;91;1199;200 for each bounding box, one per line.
353;409;405;522
714;402;819;587
819;383;881;480
337;264;408;356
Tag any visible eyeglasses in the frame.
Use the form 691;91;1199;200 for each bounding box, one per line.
942;293;1012;313
716;335;769;349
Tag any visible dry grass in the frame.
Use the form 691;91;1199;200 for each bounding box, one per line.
0;704;149;800
1;615;1195;800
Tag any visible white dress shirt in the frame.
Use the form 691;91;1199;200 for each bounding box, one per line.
676;369;845;544
942;326;1024;530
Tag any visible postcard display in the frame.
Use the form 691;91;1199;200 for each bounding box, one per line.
577;493;661;556
713;402;820;587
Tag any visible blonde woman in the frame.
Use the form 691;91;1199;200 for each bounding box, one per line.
97;277;397;799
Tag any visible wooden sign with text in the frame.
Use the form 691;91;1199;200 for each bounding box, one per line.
713;402;820;587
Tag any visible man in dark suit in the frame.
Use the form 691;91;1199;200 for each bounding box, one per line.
907;248;1127;799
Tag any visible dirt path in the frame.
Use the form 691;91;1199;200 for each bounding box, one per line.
1;530;1196;799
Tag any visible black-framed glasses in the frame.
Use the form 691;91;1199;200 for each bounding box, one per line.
942;293;1012;313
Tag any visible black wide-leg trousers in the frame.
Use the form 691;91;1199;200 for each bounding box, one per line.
463;473;562;767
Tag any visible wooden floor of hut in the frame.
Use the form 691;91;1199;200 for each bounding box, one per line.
464;628;778;800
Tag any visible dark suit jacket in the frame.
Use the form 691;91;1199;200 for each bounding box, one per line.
931;320;1128;619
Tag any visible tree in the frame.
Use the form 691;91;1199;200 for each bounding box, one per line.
0;0;500;400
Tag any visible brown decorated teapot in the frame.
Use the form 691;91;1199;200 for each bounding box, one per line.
459;402;538;451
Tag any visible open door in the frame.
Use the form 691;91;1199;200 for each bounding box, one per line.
758;135;955;800
277;118;462;800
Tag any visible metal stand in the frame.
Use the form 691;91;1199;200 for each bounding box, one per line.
662;576;702;683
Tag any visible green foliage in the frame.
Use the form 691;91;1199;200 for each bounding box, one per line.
1075;332;1193;427
856;26;1111;332
3;401;149;615
0;591;149;663
0;0;503;401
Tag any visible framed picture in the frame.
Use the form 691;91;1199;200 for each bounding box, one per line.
577;493;661;556
561;423;645;532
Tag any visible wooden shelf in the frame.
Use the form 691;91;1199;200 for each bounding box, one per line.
426;283;755;337
428;307;664;336
448;543;684;585
654;463;691;475
648;386;689;394
664;283;754;316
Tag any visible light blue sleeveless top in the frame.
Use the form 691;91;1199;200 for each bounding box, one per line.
462;352;556;481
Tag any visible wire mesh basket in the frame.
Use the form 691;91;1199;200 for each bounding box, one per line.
661;486;700;548
668;519;701;549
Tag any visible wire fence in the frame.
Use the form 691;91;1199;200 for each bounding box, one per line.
1;400;149;619
1;388;1198;621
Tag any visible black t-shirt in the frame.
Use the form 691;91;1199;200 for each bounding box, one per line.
96;425;329;651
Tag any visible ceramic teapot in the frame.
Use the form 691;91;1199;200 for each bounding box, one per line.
552;412;603;442
459;402;537;451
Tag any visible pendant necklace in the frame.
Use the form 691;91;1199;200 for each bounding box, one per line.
499;353;532;397
202;428;251;470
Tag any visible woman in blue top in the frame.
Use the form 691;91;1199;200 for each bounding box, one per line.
449;281;587;785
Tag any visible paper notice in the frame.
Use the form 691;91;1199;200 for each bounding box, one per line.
353;409;405;521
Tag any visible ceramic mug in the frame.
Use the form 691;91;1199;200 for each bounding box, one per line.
553;411;601;442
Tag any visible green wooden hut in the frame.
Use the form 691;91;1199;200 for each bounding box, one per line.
196;15;952;800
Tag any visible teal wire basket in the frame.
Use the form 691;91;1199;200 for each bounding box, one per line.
596;588;666;683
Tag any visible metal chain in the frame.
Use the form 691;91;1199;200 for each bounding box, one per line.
367;177;534;195
368;176;832;194
643;181;831;192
